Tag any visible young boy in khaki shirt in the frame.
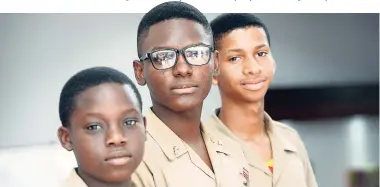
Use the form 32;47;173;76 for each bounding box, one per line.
131;2;250;187
205;13;319;187
57;67;146;187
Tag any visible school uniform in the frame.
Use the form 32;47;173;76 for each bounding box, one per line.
60;168;87;187
204;108;319;187
132;108;250;187
61;168;137;187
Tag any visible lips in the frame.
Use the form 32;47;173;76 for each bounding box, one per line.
171;82;198;90
241;78;266;85
105;151;131;160
240;78;266;91
105;151;132;165
170;82;198;95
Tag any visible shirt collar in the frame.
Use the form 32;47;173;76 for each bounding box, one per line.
145;108;230;161
62;168;87;187
209;108;297;153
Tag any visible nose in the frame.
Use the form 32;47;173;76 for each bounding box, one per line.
172;53;193;77
106;125;127;147
243;57;262;76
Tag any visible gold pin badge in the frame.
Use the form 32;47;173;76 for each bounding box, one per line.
217;140;223;146
173;146;180;157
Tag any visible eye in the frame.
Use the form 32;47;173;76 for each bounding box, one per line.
257;51;268;57
185;50;199;58
124;119;138;128
86;124;102;131
152;51;175;62
228;56;242;62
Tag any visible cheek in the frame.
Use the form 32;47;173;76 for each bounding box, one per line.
261;60;276;77
218;66;239;85
72;133;103;157
71;134;104;171
127;131;145;158
198;65;213;82
130;137;145;154
145;68;171;89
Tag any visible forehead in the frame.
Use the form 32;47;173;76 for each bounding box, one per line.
218;26;269;51
141;18;212;53
74;83;140;112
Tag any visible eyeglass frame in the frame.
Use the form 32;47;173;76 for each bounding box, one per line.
138;43;215;70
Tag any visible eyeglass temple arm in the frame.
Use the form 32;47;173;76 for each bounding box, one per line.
139;54;148;61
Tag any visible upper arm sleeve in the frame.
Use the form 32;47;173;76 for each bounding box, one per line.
295;132;319;187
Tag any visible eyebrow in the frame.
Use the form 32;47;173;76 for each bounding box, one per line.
85;108;140;118
224;44;268;54
150;42;208;51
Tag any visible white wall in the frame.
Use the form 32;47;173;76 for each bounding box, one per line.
0;143;77;187
0;13;378;147
283;115;379;187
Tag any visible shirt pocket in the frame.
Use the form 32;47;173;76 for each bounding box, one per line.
216;154;250;187
277;155;308;187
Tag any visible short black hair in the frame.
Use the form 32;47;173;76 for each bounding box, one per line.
59;66;143;127
210;13;271;49
136;1;212;57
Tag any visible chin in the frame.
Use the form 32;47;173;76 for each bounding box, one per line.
103;170;133;183
168;98;203;112
241;91;267;103
244;96;265;103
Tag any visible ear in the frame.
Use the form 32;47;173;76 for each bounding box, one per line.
57;126;73;151
133;60;146;86
142;116;147;141
212;50;220;85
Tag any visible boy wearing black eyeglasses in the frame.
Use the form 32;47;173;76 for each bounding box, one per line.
131;2;250;187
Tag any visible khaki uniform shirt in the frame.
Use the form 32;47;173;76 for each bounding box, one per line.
132;109;250;187
60;168;136;187
204;109;319;187
60;168;87;187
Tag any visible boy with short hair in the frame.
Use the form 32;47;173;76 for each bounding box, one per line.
206;13;319;187
57;66;146;187
132;2;249;187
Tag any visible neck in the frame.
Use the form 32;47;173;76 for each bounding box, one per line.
151;101;203;143
77;168;132;187
218;95;266;141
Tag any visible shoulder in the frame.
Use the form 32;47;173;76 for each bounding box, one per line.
140;132;168;168
59;168;87;187
270;118;311;161
270;118;308;153
271;119;303;143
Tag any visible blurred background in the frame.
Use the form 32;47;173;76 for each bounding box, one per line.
0;13;378;187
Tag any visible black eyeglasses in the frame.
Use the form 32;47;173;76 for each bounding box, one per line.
139;43;214;70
